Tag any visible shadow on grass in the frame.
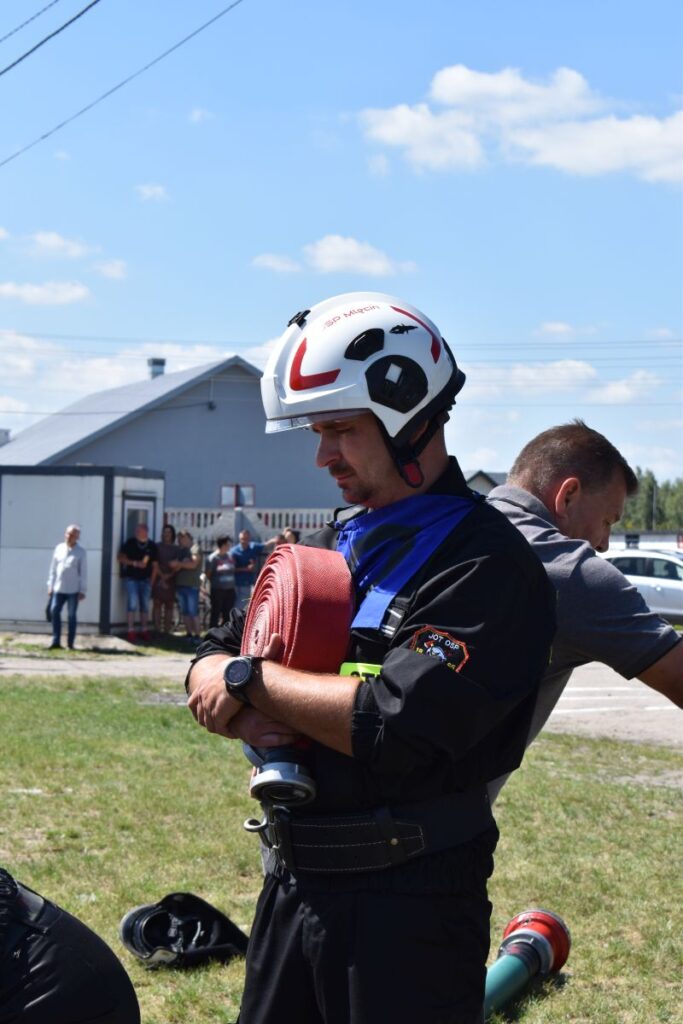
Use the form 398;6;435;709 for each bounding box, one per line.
488;972;570;1022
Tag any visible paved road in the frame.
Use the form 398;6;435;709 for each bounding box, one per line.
544;660;681;750
0;641;680;749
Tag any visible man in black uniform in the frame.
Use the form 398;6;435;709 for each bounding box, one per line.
186;292;555;1024
0;868;140;1023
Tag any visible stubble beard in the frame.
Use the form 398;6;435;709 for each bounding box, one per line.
329;463;372;506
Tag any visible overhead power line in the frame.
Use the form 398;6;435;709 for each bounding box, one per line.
0;0;103;79
1;328;681;350
0;0;65;47
1;400;681;417
0;0;248;169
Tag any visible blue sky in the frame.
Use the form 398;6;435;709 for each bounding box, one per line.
1;0;681;480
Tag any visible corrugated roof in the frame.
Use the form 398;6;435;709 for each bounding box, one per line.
0;355;260;466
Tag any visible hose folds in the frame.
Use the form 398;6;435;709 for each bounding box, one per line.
241;543;354;670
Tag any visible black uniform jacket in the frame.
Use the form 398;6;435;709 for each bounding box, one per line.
196;459;555;820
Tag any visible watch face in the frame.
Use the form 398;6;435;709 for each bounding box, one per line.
226;658;251;686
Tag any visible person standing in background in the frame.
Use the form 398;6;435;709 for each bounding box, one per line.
171;530;203;645
47;524;87;650
153;523;181;636
205;534;236;629
117;523;158;644
229;529;279;609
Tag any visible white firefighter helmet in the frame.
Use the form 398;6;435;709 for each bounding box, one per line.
261;292;465;486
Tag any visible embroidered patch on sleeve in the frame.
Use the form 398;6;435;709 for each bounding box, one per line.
409;627;470;672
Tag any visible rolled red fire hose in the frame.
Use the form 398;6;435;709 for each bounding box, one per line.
241;543;354;670
239;544;355;805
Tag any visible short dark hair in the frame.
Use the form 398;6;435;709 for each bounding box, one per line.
216;533;231;547
162;523;176;541
508;419;638;497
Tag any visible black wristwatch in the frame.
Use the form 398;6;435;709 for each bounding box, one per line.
223;656;261;706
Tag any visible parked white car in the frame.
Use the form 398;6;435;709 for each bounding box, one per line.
602;549;683;625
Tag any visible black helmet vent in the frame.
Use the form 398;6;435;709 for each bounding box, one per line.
366;356;428;413
344;328;385;361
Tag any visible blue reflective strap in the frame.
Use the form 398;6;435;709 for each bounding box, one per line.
336;494;476;630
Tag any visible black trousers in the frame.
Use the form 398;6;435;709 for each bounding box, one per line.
0;881;140;1024
210;588;236;629
237;871;490;1024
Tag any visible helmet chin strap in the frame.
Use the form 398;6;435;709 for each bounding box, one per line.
377;414;445;490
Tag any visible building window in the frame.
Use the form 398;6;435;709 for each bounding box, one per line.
220;484;255;507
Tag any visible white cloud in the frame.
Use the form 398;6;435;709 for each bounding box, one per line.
189;107;213;123
0;227;8;240
465;446;499;467
0;395;29;414
429;65;601;123
462;359;598;400
243;337;279;369
590;369;659;404
94;259;127;280
54;150;70;161
0;337;246;434
358;64;683;184
303;234;417;275
252;235;417;277
507;111;683;183
252;253;302;273
537;321;575;335
360;104;484;171
30;231;92;259
0;281;89;305
135;184;169;201
44;342;233;398
0;330;54;380
509;359;597;392
620;442;681;481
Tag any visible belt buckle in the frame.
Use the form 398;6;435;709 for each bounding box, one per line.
268;806;296;872
243;805;297;872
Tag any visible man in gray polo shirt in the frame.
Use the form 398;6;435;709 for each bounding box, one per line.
488;420;682;801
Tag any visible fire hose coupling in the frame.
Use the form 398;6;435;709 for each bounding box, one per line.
498;908;571;977
483;907;571;1019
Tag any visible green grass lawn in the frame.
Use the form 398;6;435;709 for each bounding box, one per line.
1;673;681;1023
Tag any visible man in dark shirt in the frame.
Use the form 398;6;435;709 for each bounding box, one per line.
186;292;555;1024
205;534;236;628
117;523;158;643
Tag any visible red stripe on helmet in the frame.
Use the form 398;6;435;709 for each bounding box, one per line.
391;305;441;363
289;338;341;391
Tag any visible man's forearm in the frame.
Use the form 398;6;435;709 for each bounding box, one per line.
187;654;361;757
249;660;360;757
638;640;683;708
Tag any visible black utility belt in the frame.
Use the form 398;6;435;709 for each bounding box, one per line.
246;789;494;875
